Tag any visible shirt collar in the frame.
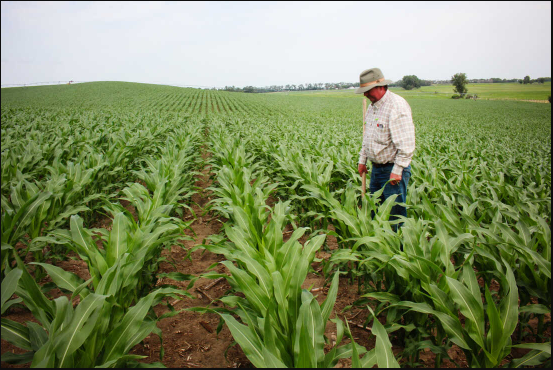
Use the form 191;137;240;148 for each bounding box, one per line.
372;89;390;108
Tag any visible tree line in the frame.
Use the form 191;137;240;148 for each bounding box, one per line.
221;82;361;93
215;76;551;93
520;76;550;84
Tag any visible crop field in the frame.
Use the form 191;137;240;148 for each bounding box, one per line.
403;82;551;101
1;82;551;368
283;83;551;102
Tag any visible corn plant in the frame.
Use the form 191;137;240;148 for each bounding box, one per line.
1;248;189;367
383;258;537;367
33;192;193;309
302;180;401;282
331;215;476;365
349;305;400;368
195;210;367;367
1;186;52;279
469;211;551;340
132;129;202;219
196;158;400;367
270;146;337;226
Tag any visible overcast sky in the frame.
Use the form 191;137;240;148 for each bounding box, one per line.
1;1;551;87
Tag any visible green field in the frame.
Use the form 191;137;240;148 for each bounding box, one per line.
277;82;551;101
416;82;551;100
1;82;551;368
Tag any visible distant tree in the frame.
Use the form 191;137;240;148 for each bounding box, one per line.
400;75;421;90
451;73;468;97
243;86;255;93
537;77;545;84
523;76;530;84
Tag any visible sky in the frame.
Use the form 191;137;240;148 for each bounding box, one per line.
1;1;551;88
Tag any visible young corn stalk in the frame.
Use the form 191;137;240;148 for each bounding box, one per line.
1;249;190;367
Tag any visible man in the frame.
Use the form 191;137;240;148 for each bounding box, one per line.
356;68;415;230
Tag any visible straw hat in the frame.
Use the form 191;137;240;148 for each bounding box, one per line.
355;68;393;94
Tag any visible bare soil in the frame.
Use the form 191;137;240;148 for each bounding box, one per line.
1;147;550;368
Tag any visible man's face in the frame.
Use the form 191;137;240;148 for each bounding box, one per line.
364;86;386;103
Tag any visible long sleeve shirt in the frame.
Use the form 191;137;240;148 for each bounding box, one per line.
358;90;416;176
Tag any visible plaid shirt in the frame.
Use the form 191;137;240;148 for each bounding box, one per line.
359;90;415;176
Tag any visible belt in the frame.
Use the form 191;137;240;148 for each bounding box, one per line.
371;162;394;168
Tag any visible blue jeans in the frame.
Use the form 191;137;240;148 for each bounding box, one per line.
369;164;411;231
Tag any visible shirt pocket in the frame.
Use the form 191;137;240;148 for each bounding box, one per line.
374;123;390;144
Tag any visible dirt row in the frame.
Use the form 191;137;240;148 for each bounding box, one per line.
124;148;366;368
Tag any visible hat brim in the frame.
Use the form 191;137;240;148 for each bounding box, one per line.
355;79;393;94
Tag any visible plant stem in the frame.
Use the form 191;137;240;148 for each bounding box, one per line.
537;314;544;342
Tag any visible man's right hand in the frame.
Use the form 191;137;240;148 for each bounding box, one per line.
358;164;367;176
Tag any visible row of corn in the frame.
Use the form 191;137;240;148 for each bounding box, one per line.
1;109;203;367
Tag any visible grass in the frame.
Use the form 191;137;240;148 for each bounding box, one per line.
415;82;551;100
271;82;552;102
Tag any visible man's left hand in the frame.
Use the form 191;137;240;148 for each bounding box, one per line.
390;173;401;186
